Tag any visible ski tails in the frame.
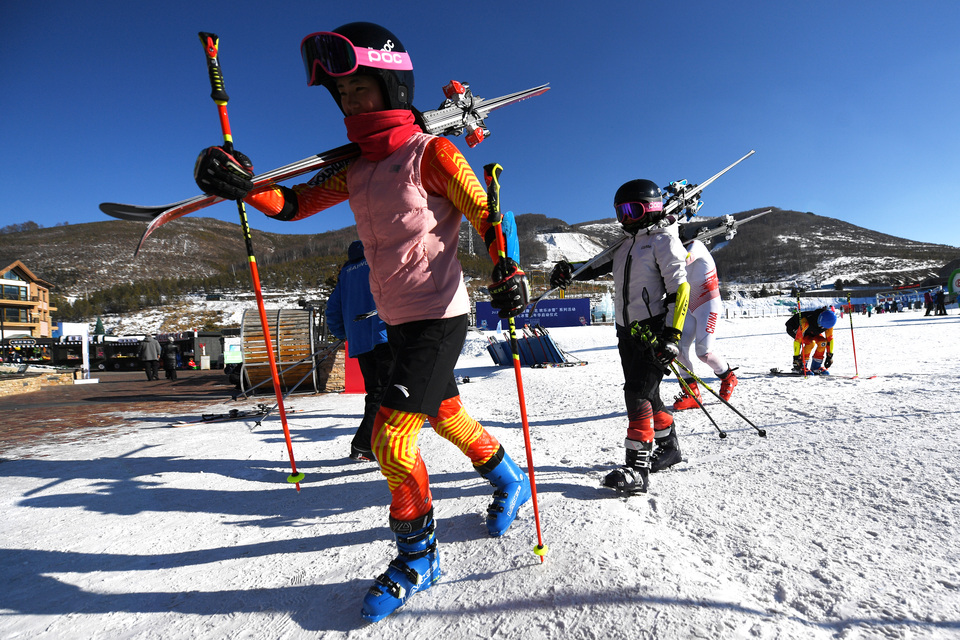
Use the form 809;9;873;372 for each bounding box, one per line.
425;82;549;146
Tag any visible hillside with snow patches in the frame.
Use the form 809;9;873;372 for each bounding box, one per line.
534;231;608;265
93;212;959;336
4;209;959;302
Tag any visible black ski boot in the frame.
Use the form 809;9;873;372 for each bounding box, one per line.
349;445;376;462
651;425;682;473
603;439;652;494
791;355;805;374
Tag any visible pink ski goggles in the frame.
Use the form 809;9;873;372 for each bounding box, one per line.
301;31;413;86
615;200;663;225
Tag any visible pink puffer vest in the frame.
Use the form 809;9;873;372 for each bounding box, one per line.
347;132;469;326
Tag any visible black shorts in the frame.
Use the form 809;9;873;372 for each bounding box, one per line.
380;315;466;416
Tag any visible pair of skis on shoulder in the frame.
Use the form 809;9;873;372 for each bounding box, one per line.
528;150;766;312
100;81;549;254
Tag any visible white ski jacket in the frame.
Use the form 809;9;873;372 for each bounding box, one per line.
609;226;689;329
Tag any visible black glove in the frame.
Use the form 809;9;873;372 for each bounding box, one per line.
824;353;833;369
550;260;573;289
489;257;529;318
656;327;681;367
194;146;254;200
630;322;680;370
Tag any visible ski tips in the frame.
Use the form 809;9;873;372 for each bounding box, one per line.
99;202;121;219
100;202;157;221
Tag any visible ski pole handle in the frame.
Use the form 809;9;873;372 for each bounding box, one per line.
198;32;234;153
484;163;504;227
199;32;229;103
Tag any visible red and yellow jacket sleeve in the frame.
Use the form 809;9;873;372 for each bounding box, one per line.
244;163;351;221
421;138;500;264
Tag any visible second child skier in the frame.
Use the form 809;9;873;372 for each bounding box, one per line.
551;179;689;493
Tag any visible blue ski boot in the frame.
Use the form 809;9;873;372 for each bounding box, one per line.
479;447;531;537
810;358;830;375
361;509;441;623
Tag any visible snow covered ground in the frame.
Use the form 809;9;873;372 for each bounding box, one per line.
3;311;960;639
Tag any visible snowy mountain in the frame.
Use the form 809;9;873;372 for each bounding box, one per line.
535;230;608;265
498;209;960;290
2;209;958;300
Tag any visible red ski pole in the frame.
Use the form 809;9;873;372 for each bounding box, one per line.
484;163;548;563
198;32;303;490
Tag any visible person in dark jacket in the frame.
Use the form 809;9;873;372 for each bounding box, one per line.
326;240;391;462
162;337;179;380
138;335;162;381
935;289;948;315
786;307;836;374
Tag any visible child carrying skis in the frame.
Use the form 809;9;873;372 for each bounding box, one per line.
550;179;689;493
192;22;531;622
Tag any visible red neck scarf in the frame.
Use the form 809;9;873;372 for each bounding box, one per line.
344;110;421;161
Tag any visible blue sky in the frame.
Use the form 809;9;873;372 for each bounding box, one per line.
3;1;958;248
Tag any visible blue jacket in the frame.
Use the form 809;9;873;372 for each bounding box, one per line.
326;241;388;358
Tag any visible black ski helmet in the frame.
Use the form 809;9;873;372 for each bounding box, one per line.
613;179;664;229
301;22;415;114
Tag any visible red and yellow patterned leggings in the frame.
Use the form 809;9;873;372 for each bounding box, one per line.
372;395;500;521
